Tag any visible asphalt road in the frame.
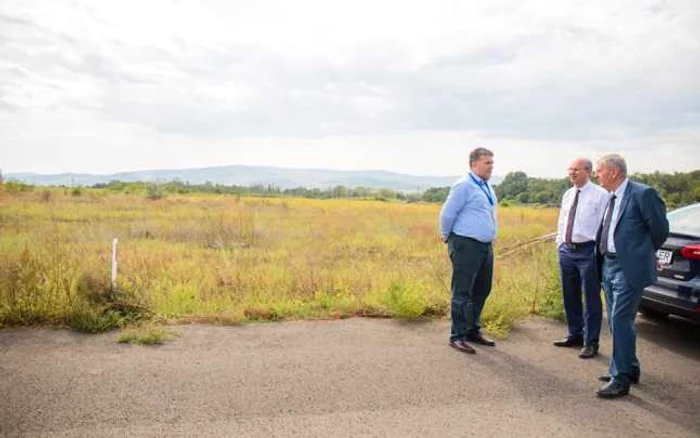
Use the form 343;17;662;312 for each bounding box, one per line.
1;315;699;437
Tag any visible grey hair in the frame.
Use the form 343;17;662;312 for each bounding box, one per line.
598;154;627;177
469;147;494;166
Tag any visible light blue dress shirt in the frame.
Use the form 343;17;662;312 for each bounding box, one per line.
605;177;630;254
439;172;498;243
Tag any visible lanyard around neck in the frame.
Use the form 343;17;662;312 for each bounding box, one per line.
469;173;494;206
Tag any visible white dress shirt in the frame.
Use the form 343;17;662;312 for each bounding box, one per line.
556;181;609;245
604;178;630;254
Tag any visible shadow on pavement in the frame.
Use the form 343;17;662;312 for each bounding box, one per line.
626;386;700;434
636;314;700;361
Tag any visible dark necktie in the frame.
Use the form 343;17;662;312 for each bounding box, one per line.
599;194;617;254
564;189;580;244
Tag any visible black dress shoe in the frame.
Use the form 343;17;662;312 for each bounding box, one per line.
467;333;496;346
449;340;476;354
578;345;599;359
553;337;584;348
598;374;640;385
596;380;630;399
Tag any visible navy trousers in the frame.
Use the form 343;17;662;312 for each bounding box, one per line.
558;242;602;346
447;234;493;342
602;255;642;385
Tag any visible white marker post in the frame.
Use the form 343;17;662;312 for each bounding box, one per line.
111;238;118;299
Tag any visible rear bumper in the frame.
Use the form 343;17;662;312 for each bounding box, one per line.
641;283;700;322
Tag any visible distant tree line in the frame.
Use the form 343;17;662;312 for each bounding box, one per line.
492;170;699;209
631;171;700;209
5;170;697;208
89;180;425;202
494;172;569;206
420;170;698;208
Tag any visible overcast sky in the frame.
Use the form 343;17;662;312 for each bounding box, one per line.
1;0;699;178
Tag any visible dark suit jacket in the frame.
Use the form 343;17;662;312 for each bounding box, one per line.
596;180;670;291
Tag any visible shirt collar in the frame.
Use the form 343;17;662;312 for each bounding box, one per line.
613;178;629;198
574;180;592;192
469;171;487;186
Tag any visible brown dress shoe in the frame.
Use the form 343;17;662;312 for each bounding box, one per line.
449;340;476;354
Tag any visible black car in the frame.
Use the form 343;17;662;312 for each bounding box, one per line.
640;202;700;321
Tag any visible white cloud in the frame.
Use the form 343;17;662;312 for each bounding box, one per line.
1;0;698;177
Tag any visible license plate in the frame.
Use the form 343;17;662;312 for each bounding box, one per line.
656;249;673;265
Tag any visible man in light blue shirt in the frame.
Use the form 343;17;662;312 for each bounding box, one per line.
439;147;498;354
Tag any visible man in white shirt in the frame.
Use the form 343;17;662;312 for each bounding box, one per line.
553;158;609;358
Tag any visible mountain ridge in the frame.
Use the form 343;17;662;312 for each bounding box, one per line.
6;165;503;191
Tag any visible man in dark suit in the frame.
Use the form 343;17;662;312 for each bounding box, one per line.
594;154;669;399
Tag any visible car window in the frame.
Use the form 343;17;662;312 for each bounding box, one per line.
668;203;700;237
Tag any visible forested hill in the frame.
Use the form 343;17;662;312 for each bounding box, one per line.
493;170;699;208
421;170;698;208
5;165;461;193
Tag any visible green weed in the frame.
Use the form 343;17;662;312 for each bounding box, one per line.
118;323;177;345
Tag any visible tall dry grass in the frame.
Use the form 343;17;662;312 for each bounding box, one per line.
0;188;563;334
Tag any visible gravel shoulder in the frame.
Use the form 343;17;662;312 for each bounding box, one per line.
1;315;699;437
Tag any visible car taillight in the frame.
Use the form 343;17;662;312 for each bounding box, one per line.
679;244;700;261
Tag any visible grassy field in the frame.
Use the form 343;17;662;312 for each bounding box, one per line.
0;187;564;335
